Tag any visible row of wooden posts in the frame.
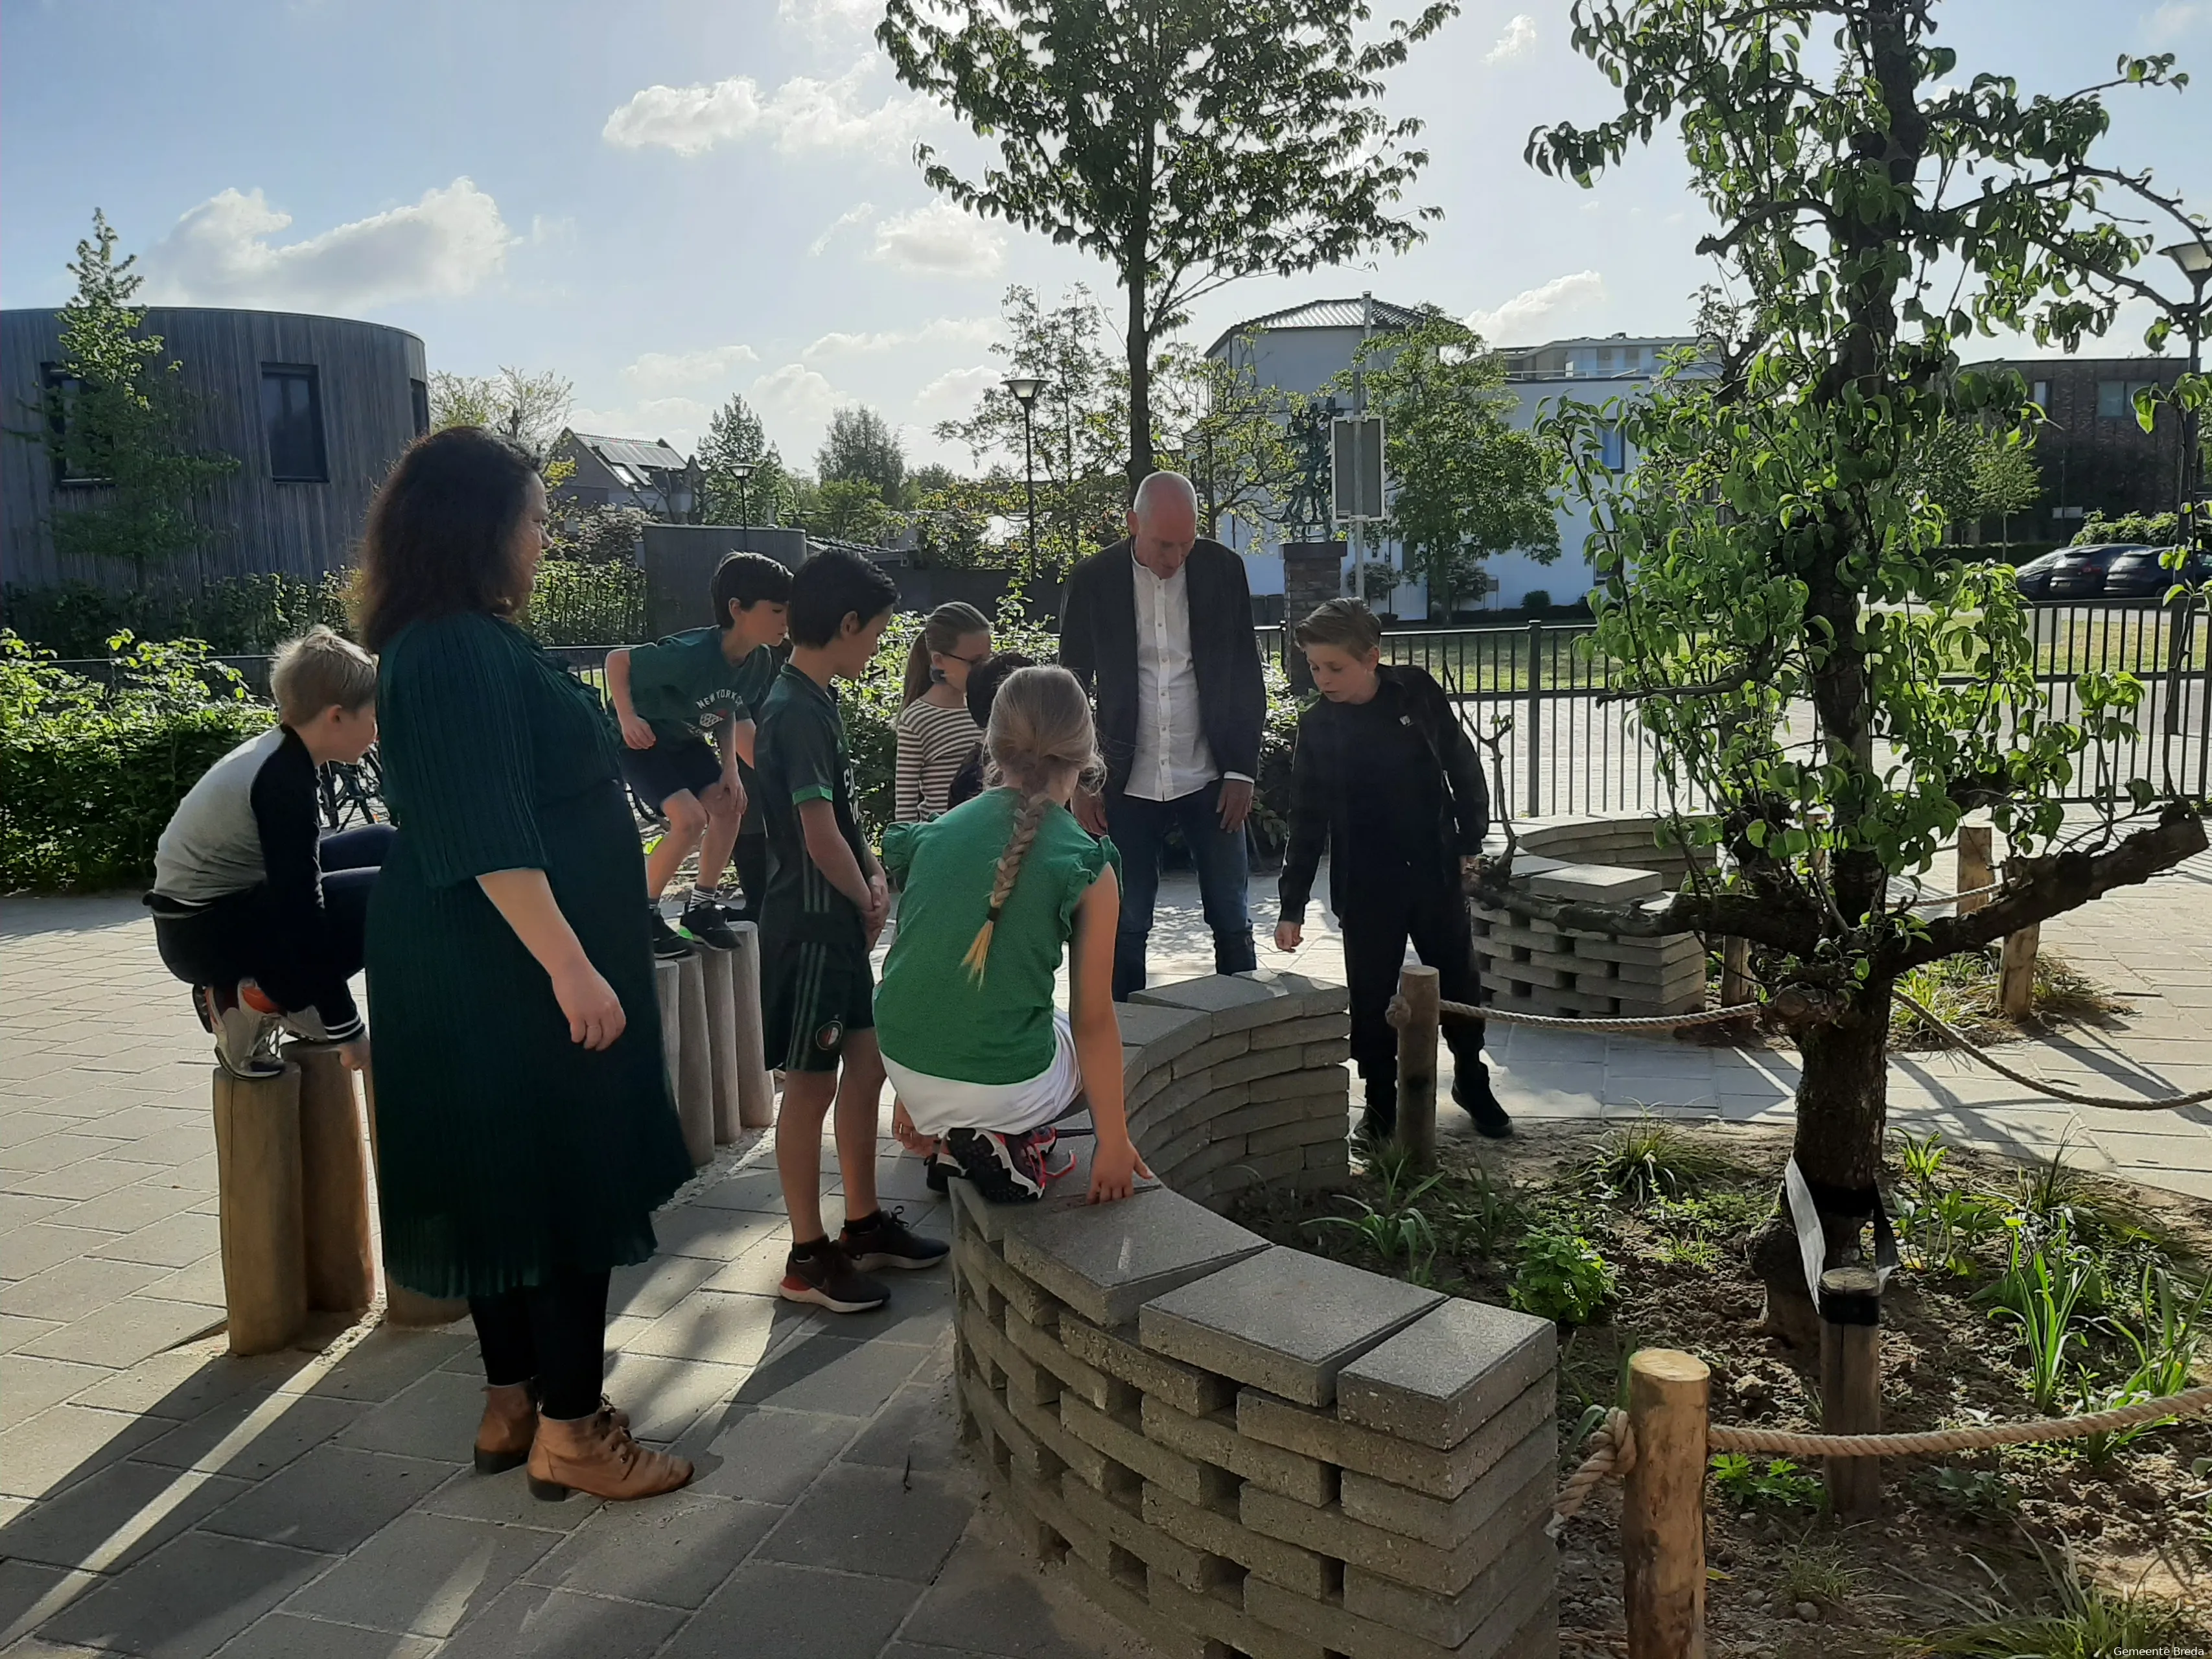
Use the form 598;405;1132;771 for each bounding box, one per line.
210;923;774;1356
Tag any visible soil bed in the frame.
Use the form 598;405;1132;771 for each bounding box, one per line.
1230;1120;2212;1657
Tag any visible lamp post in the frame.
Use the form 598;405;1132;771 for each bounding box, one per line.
1005;377;1044;583
729;459;756;530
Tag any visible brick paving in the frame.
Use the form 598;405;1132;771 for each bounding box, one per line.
3;850;2209;1657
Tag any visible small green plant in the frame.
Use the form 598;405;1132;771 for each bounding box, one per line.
1441;1161;1522;1257
1710;1452;1824;1509
1510;1224;1615;1324
1924;1533;2210;1656
1776;1539;1858;1610
1583;1119;1738;1204
1988;1218;2095;1412
2075;1262;2212;1463
1312;1194;1442;1281
1914;1465;2020;1518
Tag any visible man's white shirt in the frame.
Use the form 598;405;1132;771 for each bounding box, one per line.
1127;551;1251;802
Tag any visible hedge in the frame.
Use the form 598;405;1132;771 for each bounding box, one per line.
1;631;272;892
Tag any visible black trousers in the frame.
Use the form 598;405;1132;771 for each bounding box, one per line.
731;831;768;924
151;825;395;1023
468;1269;611;1421
1340;870;1487;1085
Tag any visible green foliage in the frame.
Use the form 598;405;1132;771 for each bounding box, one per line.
697;393;791;526
1905;416;2045;532
524;560;647;646
879;0;1458;489
1509;1223;1615;1325
1518;5;2206;1203
1912;1465;2020;1518
1583;1119;1740;1203
548;505;646;566
31;212;239;586
1988;1218;2097;1411
802;478;896;546
1;631;271;891
2072;509;2182;548
1709;1452;1823;1509
1776;1540;1859;1610
3;573;351;658
817;406;907;506
1312;1177;1445;1283
426;366;574;455
1334;308;1560;616
1441;1161;1524;1257
1923;1533;2209;1657
2073;1261;2211;1463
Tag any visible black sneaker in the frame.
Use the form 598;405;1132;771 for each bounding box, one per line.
679;898;740;951
840;1206;950;1271
1454;1068;1513;1139
924;1147;962;1193
778;1241;889;1313
946;1128;1053;1203
649;909;696;960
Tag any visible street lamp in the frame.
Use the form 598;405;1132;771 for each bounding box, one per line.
728;460;756;529
1005;377;1045;583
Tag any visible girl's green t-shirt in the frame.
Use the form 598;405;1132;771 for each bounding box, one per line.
875;789;1119;1084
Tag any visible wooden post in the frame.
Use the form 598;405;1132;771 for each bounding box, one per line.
360;1069;469;1328
287;1042;375;1313
211;1063;308;1356
655;957;684;1111
1956;826;1994;914
1719;936;1751;1007
1999;923;2040;1019
702;947;742;1144
730;922;775;1129
676;953;716;1166
1622;1349;1708;1659
1393;965;1440;1168
1818;1266;1883;1519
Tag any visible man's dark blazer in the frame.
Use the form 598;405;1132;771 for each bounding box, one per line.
1058;536;1267;798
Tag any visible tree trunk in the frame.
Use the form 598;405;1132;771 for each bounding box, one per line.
1126;272;1152;496
1751;982;1892;1349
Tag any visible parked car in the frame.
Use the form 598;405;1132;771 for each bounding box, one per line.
2043;542;2149;601
2010;549;2066;599
2101;544;2212;599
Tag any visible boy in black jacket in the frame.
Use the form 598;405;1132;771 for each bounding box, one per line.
1274;599;1510;1141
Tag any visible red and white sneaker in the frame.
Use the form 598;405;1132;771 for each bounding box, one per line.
946;1128;1075;1204
196;984;283;1080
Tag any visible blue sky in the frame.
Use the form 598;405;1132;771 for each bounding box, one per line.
4;0;2207;473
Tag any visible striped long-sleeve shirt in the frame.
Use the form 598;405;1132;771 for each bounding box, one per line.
894;697;981;823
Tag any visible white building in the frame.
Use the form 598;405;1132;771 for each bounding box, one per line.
1202;296;1703;616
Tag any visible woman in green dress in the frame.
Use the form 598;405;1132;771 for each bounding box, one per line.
358;427;694;1503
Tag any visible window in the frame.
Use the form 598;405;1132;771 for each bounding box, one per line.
2031;380;2050;410
409;378;430;437
38;363;104;486
2095;378;2157;421
261;365;327;481
1600;423;1627;470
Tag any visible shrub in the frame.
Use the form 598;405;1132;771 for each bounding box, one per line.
2073;510;2180;547
525;559;648;646
3;573;351;657
1520;588;1553;612
1509;1224;1615;1324
1;631;272;892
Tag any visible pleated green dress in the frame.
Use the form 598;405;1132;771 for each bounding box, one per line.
364;612;692;1298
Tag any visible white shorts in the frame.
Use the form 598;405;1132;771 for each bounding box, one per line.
883;1012;1084;1139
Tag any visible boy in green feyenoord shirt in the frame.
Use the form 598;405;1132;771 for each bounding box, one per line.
605;552;791;958
756;550;949;1313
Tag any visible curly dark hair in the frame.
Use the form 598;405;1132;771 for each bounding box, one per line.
352;427;541;653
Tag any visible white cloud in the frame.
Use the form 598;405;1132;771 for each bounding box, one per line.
2148;1;2208;40
868;201;1004;277
602;64;933;158
808;202;877;257
777;0;883;44
804;317;995;360
749;363;844;443
911;365;998;421
1485;14;1536;64
1465;270;1606;343
620;343;760;393
140;178;513;308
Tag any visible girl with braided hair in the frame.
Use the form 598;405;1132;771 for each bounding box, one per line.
874;666;1150;1203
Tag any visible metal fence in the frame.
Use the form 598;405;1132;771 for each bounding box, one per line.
1262;600;2212;818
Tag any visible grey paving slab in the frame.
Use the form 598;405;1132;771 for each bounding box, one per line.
523;1489;778;1608
413;1465;602;1532
657;1561;924;1659
754;1463;973;1583
1139;1245;1443;1408
595;1352;748;1443
0;1314;67;1357
0;1357;106;1434
0;1559;100;1637
67;1346;297;1422
1;1225;119;1282
0;1257;170;1323
86;1211;220;1270
681;1408;863;1504
0;1404;172;1502
1336;1298;1558;1451
998;1186;1268;1327
136;1254;227;1310
607;1249;721;1319
205;1612;439;1658
896;1524;1150;1659
733;1328;937;1421
0;1457;251;1573
14;1293;223;1369
36;1529;329;1659
198;1444;450;1555
281;1510;559;1638
627;1286;784;1367
136;1393;369;1482
645;1205;789;1263
12;1154;173;1204
843;1376;962;1476
436;1583;688;1659
330;1368;480;1464
299;1328;472;1405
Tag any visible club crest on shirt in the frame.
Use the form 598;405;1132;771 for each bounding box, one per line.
814;1019;844;1052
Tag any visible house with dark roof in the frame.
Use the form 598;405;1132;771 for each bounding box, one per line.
548;429;702;523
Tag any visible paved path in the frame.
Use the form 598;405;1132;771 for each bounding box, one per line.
3;852;2207;1657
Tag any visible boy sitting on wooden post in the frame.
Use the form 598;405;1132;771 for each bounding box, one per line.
148;627;390;1079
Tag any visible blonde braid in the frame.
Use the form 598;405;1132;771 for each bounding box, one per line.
960;792;1054;984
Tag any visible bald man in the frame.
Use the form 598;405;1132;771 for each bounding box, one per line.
1059;471;1266;1000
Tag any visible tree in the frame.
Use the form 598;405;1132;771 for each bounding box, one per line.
1514;1;2207;1333
697;393;790;525
879;0;1459;493
1332;308;1559;615
426;367;574;455
1154;340;1301;546
817;406;906;505
1904;417;2043;540
31;212;238;589
548;504;647;565
803;477;896;544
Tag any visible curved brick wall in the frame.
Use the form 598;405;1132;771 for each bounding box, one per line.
951;972;1561;1659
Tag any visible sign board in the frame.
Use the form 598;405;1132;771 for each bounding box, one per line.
1331;416;1386;524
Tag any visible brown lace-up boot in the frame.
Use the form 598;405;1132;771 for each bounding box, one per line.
526;1409;692;1502
474;1384;537;1474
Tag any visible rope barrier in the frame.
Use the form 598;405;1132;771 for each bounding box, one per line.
1892;989;2212;1111
1548;1383;2212;1535
1388;994;1764;1036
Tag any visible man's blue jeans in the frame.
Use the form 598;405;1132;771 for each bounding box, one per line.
1105;780;1257;1001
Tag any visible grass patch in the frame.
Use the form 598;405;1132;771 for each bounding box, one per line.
1890;946;2129;1052
1922;1537;2212;1657
1581;1117;1748;1202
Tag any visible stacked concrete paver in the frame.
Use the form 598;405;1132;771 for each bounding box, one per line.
951;976;1560;1659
